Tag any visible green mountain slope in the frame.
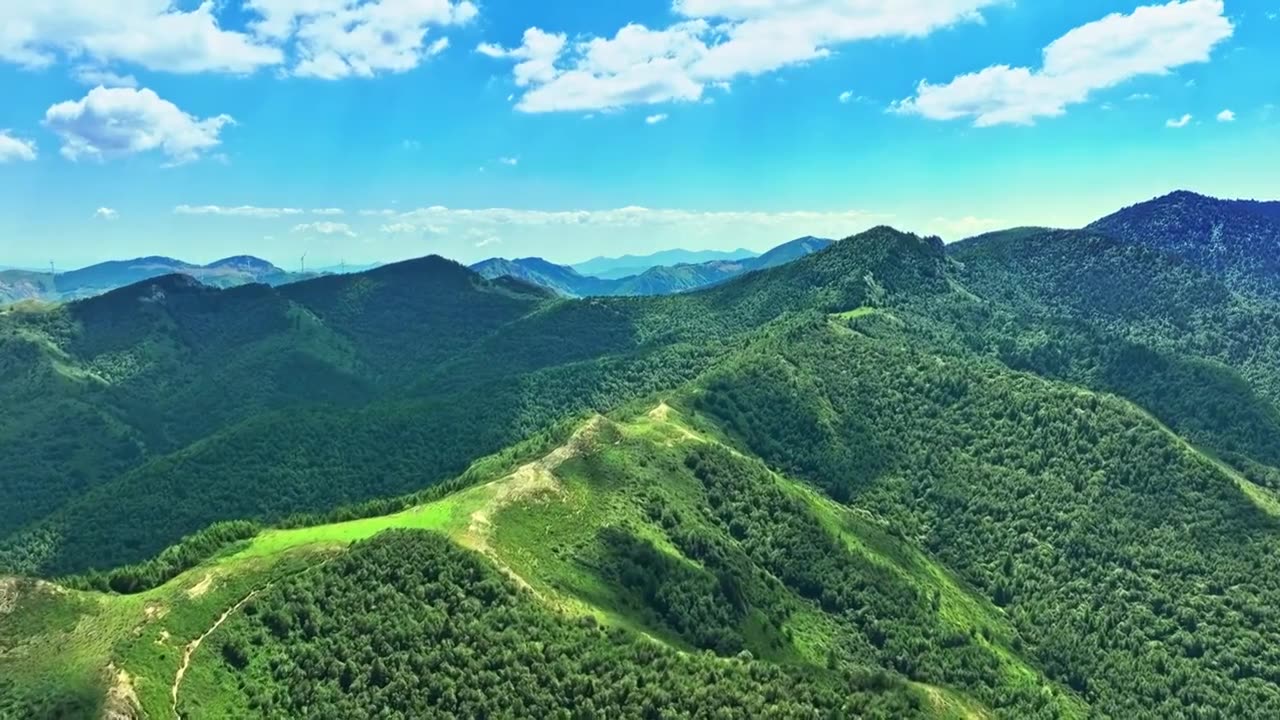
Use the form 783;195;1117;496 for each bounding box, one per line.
945;227;1280;487
7;201;1280;719
1;405;1072;719
0;260;552;555
0;228;936;577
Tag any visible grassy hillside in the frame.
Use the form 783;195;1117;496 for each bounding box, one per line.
2;404;1076;719
16;384;1280;717
0;228;943;577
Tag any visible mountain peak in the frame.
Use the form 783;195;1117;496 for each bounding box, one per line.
205;255;279;272
1089;191;1280;285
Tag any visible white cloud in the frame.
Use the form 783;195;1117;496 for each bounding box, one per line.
1;1;475;80
175;204;303;218
838;90;854;103
253;0;477;79
93;207;118;220
381;221;447;234
894;0;1233;126
359;208;397;216
484;1;1001;113
45;87;233;163
497;156;519;166
1166;113;1192;128
0;1;282;73
1126;92;1154;101
0;131;37;163
1216;108;1235;122
645;113;669;124
72;66;138;88
474;235;502;248
293;221;356;237
311;207;345;215
478;28;567;90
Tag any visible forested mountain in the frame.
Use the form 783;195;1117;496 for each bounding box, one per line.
469;256;617;296
747;235;834;269
1089;190;1280;291
0;255;312;305
0;258;551;562
5;194;1280;719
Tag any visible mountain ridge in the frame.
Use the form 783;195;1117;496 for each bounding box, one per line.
471;235;832;297
570;247;758;278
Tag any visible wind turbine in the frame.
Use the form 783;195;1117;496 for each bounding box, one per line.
300;251;308;275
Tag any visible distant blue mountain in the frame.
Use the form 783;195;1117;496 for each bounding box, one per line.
473;237;831;298
571;248;758;279
1;255;314;305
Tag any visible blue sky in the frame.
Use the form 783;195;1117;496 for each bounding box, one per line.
0;0;1276;269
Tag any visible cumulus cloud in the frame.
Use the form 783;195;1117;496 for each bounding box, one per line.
0;1;282;73
311;208;345;215
1216;108;1235;122
0;131;37;163
0;1;475;79
483;1;1001;113
45;87;234;163
93;207;118;220
893;0;1233;126
1166;113;1192;127
293;221;356;237
838;90;854;103
478;28;567;89
249;0;477;79
175;204;304;218
645;113;669;124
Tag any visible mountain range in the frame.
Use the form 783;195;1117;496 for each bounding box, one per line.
470;236;833;297
0;255;313;306
570;247;758;279
4;191;1280;719
1;240;829;309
